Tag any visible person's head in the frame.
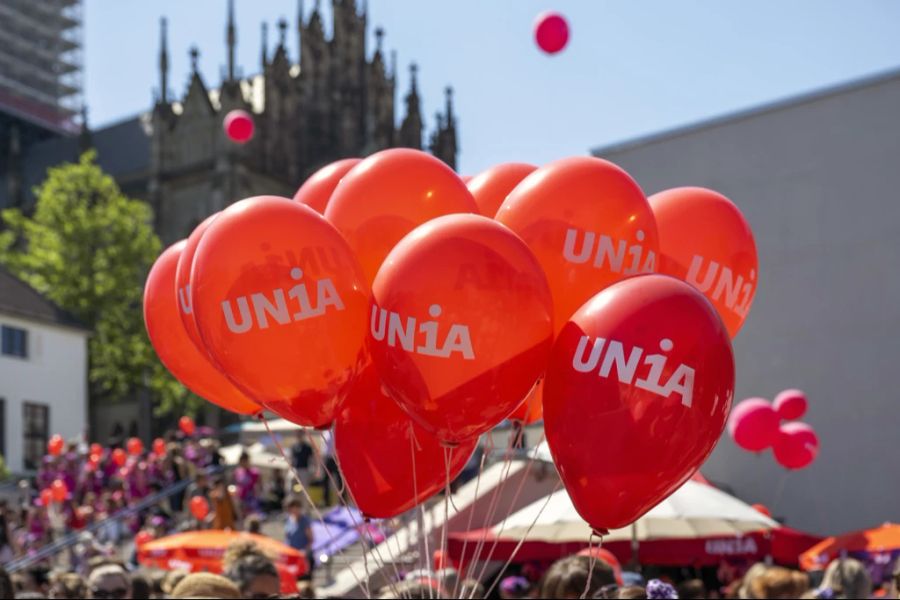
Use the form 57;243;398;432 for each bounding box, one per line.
170;573;240;599
245;514;262;535
296;581;317;599
737;562;769;599
48;573;86;599
459;578;485;599
129;572;151;600
539;554;617;599
499;575;532;599
159;569;189;597
749;567;808;599
676;578;706;599
239;452;250;467
222;540;280;599
87;564;130;600
616;586;647;599
820;558;872;599
284;496;304;518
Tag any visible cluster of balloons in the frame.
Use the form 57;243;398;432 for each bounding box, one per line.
145;148;759;531
39;479;69;507
728;390;819;470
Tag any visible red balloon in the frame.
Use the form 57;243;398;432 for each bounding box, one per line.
334;368;476;519
751;503;772;518
144;242;261;415
497;157;658;338
223;109;254;143
466;162;537;218
648;187;758;338
189;495;210;521
293;158;362;215
773;389;808;421
534;11;570;54
325;148;478;284
773;422;819;470
51;479;68;503
39;489;53;507
191;196;370;428
175;213;220;354
112;448;127;467
152;438;167;456
544;275;734;531
89;443;103;458
728;398;780;452
179;416;196;436
47;434;64;457
127;437;144;456
369;214;554;443
508;378;544;425
135;530;154;547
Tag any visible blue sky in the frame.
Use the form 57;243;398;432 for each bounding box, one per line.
84;0;900;175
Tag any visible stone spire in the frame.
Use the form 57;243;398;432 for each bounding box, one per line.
226;0;236;81
261;21;268;68
397;62;422;149
159;17;169;103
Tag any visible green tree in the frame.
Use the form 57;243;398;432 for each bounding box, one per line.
0;152;200;415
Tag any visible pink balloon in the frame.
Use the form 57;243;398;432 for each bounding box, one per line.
773;389;808;420
728;398;780;452
224;109;254;143
773;422;819;470
534;11;569;54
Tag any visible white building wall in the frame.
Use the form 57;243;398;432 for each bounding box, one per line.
593;70;900;535
0;313;88;473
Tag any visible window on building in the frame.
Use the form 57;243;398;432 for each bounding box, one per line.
23;402;48;471
1;325;28;359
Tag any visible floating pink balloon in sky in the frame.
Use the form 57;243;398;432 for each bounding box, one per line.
534;11;570;55
223;109;254;143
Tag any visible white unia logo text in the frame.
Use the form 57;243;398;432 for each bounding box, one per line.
221;268;345;334
572;336;695;408
705;537;758;556
563;228;656;275
370;304;475;360
687;255;754;318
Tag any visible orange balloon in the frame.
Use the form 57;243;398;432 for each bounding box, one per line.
175;213;220;354
144;243;260;415
368;214;554;443
47;434;64;457
293;158;362;214
467;162;537;217
496;157;658;336
648;187;758;338
191;196;370;428
127;437;144;456
51;479;68;503
325;148;478;284
112;448;127;467
509;377;543;424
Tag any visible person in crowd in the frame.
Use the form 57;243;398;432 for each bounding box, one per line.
819;557;872;599
284;496;315;580
0;567;14;599
184;470;210;502
891;560;900;599
296;581;317;598
222;539;281;599
244;514;263;535
47;572;87;599
539;554;617;598
459;577;486;598
234;452;261;514
86;564;130;600
170;572;240;599
0;501;20;562
209;476;240;531
616;585;648;599
159;569;189;598
499;575;532;599
749;566;810;599
677;578;707;599
129;571;152;600
320;431;343;507
291;434;315;489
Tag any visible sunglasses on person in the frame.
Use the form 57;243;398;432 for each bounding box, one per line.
90;588;128;599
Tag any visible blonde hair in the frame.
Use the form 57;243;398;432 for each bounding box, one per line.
820;558;872;599
749;566;809;599
171;572;240;599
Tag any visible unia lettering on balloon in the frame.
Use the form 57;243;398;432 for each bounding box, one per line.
562;227;656;275
370;303;475;360
571;336;695;408
177;285;192;315
221;267;345;334
686;255;755;319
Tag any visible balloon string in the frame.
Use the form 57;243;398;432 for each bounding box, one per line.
481;480;562;599
769;471;790;514
408;423;434;600
439;447;452;595
470;431;546;590
449;448;487;599
581;531;600;599
258;415;369;597
366;523;406;600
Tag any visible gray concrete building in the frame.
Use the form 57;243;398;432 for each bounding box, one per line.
592;67;900;535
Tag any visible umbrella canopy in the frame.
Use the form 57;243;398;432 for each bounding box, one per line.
138;530;308;594
448;480;781;566
800;522;900;572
